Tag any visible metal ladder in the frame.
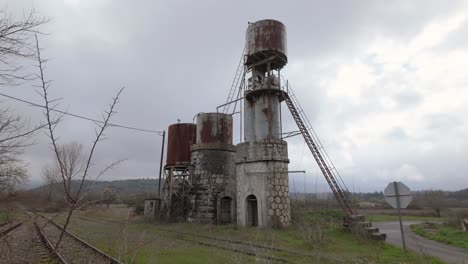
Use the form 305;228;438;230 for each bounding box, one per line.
281;81;387;240
222;48;246;114
281;83;354;217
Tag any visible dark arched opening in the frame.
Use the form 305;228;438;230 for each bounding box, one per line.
219;196;233;224
246;194;258;227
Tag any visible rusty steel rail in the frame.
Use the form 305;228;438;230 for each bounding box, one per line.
34;221;67;264
0;220;11;227
0;221;23;237
34;213;122;264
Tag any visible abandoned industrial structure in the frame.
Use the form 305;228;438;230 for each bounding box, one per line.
144;19;386;238
144;19;291;228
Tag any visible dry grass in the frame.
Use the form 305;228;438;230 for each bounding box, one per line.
44;205;446;264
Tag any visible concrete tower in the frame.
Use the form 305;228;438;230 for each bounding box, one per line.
189;113;236;224
236;20;290;227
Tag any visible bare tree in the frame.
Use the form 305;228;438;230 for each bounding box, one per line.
0;9;48;86
0;9;48;193
423;190;446;217
56;142;84;197
102;186;117;208
41;163;60;201
35;36;124;249
0;108;34;194
0;153;27;194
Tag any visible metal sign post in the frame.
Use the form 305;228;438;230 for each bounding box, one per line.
394;181;407;252
384;181;412;252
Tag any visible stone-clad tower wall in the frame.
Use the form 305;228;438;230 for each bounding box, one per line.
188;113;236;224
236;139;290;227
235;19;291;228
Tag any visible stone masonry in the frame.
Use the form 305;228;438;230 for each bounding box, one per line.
266;166;290;225
188;144;236;224
236;139;290;227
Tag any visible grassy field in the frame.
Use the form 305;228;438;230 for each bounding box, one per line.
410;222;468;250
43;207;445;264
0;208;17;222
364;214;446;222
0;211;8;222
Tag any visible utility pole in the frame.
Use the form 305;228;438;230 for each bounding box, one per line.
157;130;166;199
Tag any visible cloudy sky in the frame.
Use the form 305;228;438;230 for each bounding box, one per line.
2;0;467;192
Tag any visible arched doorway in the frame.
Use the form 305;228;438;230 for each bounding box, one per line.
246;194;258;227
219;196;232;224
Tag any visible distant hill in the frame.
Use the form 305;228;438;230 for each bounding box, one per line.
30;179;468;201
31;179;159;196
448;188;468;200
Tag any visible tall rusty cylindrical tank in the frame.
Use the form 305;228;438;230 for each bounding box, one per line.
166;123;196;166
196;113;232;145
245;19;287;70
244;93;281;141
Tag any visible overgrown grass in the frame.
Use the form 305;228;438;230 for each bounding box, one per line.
411;222;468;249
324;229;444;264
47;208;445;263
0;210;14;222
303;209;344;222
365;214;446;222
0;211;8;222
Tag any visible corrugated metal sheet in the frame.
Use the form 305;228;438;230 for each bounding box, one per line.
166;123;196;166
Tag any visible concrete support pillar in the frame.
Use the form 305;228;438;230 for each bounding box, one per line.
236;139;290;227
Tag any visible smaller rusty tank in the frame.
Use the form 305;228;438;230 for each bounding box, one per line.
166;123;196;166
195;113;232;145
245;19;287;71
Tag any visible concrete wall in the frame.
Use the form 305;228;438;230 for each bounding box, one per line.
144;199;160;221
188;145;236;224
236;139;290;227
244;93;281;141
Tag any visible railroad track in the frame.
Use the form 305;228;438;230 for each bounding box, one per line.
34;214;122;264
0;219;58;263
76;216;320;263
0;220;23;237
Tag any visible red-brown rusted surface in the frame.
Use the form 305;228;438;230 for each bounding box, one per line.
166;123;196;166
245;19;287;70
196;113;232;145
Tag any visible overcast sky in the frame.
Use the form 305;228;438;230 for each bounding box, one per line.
1;0;467;192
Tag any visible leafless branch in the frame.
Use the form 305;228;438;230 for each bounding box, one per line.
0;9;49;86
74;88;124;201
35;35;71;204
34;35;125;250
78;159;125;203
0;106;41;194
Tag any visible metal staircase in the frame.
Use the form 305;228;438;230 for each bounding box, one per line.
281;81;386;240
222;48;246;114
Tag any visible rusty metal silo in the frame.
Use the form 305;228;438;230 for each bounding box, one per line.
246;19;287;71
196;113;232;146
189;113;236;224
243;19;288;141
166;123;196;166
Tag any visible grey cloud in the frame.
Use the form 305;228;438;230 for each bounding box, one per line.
0;0;466;192
425;113;461;130
385;127;410;141
394;90;423;109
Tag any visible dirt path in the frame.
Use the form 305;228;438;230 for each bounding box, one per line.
374;221;468;264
